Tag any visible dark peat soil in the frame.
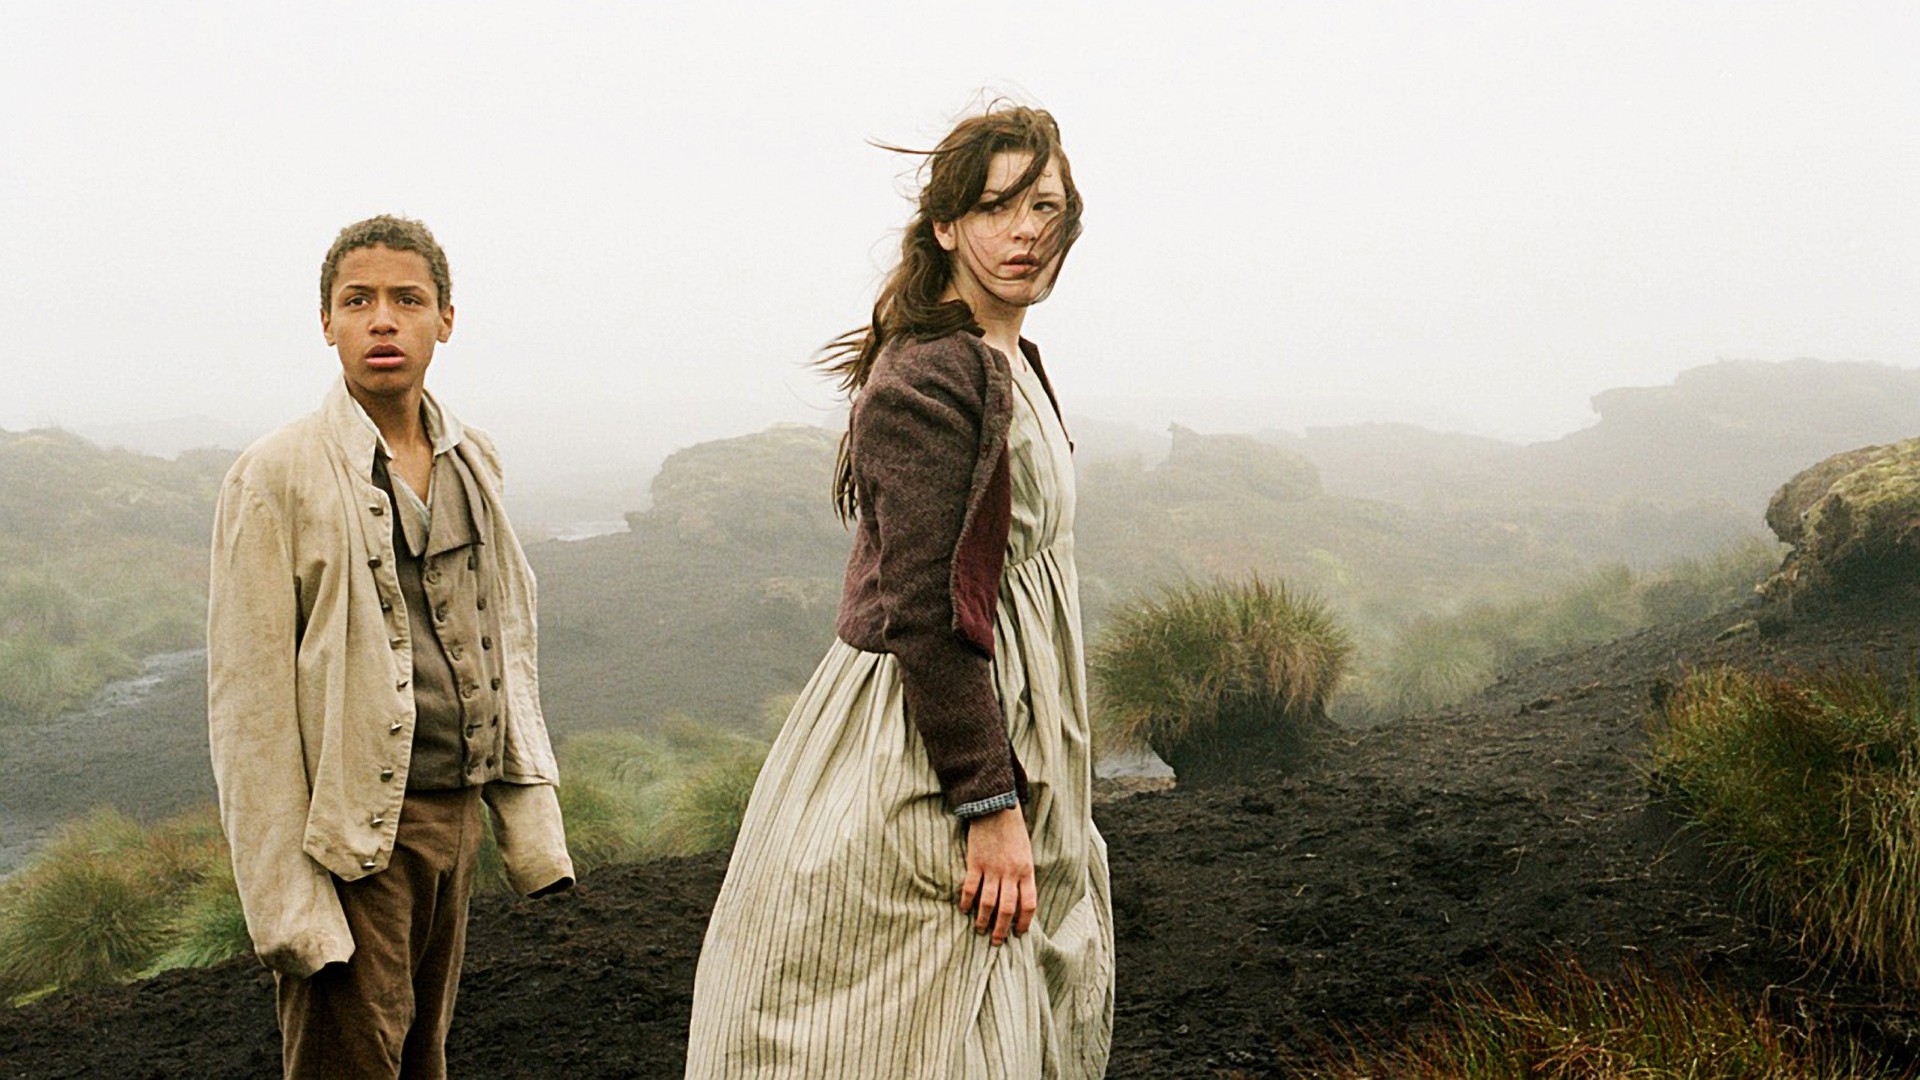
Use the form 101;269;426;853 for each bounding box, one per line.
8;588;1920;1078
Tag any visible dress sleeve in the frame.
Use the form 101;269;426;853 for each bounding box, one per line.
852;343;1023;812
206;474;354;976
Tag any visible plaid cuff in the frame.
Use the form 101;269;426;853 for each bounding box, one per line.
953;790;1020;818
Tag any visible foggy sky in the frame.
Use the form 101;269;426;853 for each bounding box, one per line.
3;1;1916;484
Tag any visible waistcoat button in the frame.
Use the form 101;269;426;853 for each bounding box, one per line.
360;858;377;871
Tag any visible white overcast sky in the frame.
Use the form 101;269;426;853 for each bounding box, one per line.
3;1;1916;476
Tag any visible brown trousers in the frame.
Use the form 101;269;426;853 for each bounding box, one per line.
276;786;483;1079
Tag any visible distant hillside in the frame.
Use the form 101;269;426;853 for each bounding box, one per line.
0;429;225;722
1288;359;1920;507
1537;359;1920;507
529;425;849;736
71;416;259;460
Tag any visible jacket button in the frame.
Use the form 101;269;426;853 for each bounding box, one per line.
448;645;464;661
360;858;377;871
390;636;404;649
370;503;385;516
434;606;447;622
490;715;499;728
380;767;395;782
396;679;409;691
460;685;476;700
371;815;385;828
485;755;496;768
481;635;493;650
490;678;501;691
426;569;440;585
368;556;382;569
389;721;403;734
380;600;393;613
476;597;487;610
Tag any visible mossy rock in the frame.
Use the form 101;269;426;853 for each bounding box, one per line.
1763;439;1920;600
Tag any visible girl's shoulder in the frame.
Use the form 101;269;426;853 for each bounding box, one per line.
870;329;997;399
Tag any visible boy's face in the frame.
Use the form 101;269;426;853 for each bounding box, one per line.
321;244;454;406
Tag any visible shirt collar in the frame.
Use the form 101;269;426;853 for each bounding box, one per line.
340;378;465;459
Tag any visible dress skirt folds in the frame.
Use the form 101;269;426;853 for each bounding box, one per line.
685;360;1115;1078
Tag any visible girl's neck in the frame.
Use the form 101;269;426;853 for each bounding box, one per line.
947;284;1027;372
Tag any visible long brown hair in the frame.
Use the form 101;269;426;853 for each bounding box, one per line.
823;102;1084;520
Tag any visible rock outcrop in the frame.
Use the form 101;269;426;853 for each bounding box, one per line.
1763;439;1920;600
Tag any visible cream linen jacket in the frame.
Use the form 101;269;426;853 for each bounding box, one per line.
208;380;572;978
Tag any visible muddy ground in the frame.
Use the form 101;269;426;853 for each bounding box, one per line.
7;587;1920;1077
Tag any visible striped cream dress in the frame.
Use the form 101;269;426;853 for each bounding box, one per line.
685;358;1115;1078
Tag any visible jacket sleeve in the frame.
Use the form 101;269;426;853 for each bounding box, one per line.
482;780;575;896
206;474;354;977
853;342;1021;812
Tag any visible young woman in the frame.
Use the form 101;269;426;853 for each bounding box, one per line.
685;103;1114;1079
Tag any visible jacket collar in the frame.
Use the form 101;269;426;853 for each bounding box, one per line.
321;377;465;481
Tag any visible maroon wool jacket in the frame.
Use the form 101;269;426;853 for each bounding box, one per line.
834;328;1067;811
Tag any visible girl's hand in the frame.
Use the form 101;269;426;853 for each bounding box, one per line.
958;805;1036;945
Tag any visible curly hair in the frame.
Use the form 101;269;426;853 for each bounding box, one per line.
319;215;453;312
823;103;1083;518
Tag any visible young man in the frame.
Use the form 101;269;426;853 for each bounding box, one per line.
208;215;573;1078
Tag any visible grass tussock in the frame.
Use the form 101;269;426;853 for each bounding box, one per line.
0;807;233;1001
652;747;766;857
1651;664;1920;986
1336;956;1894;1079
1091;576;1351;778
479;720;772;889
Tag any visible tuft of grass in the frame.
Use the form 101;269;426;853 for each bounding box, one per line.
1335;956;1891;1078
652;747;767;857
1091;576;1351;780
0;631;67;721
1651;665;1920;986
1372;618;1498;717
146;860;251;974
478;724;772;887
0;807;234;1000
0;860;169;995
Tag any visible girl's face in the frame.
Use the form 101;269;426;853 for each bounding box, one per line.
934;151;1068;317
